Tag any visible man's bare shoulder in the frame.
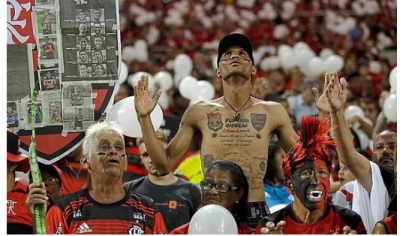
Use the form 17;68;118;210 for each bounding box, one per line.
251;98;285;111
181;98;224;123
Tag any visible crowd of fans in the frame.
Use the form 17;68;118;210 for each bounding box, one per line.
7;0;397;234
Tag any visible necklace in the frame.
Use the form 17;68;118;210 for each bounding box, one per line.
223;96;251;121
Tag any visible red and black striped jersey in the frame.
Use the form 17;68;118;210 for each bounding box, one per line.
255;203;366;234
46;188;167;234
7;182;33;234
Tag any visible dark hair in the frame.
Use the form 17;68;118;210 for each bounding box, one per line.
264;140;281;185
206;160;249;225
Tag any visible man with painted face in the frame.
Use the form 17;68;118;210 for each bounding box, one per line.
255;117;366;234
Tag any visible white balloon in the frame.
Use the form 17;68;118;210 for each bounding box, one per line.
127;71;153;86
119;62;128;84
188;205;238;234
154;71;173;91
369;61;381;74
134;39;148;50
158;91;170;109
134;50;149;63
324;55;344;72
389;66;397;91
293;42;310;53
383;93;397;122
174;54;193;78
344;105;364;129
354;128;369;150
319;48;334;60
197;80;215;101
295;47;315;68
277;44;292;56
179;76;199;100
212;54;218;70
122;46;136;62
308;57;324;76
106;96;163;138
278;51;297;69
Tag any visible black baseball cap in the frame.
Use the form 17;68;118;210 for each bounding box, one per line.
217;33;254;67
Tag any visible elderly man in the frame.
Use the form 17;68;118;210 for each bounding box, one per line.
255;117;366;234
29;121;167;234
324;72;396;233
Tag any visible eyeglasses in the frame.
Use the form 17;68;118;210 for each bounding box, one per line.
43;177;60;185
200;180;237;193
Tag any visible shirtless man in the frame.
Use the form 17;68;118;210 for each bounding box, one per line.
134;33;324;227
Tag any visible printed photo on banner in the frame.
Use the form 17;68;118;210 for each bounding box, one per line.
39;69;60;91
62;83;92;107
91;23;105;36
92;63;107;77
92;36;105;50
7;102;19;128
36;8;57;36
77;22;90;36
91;50;106;63
35;0;56;6
78;64;92;78
90;8;104;24
77;50;91;63
48;100;63;124
27;102;44;125
39;35;58;60
62;107;94;132
76;36;91;50
75;9;90;23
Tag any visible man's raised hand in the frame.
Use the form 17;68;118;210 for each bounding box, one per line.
326;72;347;112
133;75;162;118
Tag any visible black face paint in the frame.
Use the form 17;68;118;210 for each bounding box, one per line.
293;160;318;211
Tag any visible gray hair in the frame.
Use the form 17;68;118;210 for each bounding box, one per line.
82;120;124;157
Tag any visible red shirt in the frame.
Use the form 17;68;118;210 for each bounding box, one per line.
255;203;366;234
46;189;167;234
170;222;253;234
379;214;397;234
7;182;32;229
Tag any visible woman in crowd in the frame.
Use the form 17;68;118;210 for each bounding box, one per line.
263;140;293;210
170;160;253;234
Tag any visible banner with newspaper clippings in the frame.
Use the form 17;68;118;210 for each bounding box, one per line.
7;0;120;164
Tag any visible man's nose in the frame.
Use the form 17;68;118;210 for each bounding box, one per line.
311;173;319;185
230;53;240;59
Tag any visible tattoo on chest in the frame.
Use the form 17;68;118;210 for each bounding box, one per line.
259;160;266;171
203;154;214;168
207;112;223;132
250;113;266;132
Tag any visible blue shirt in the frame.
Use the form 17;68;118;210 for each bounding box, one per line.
264;183;294;208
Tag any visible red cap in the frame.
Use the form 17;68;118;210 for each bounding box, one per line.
7;129;30;173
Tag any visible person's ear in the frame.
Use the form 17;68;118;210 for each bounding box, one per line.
80;155;90;169
235;188;244;203
251;65;257;76
216;68;222;79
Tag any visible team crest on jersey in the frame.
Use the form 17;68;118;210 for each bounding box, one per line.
207;112;223;132
7;200;17;215
251;113;266;132
128;225;144;235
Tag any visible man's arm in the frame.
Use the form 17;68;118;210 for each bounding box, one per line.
272;102;297;152
326;72;372;192
138;105;197;175
135;75;197;175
